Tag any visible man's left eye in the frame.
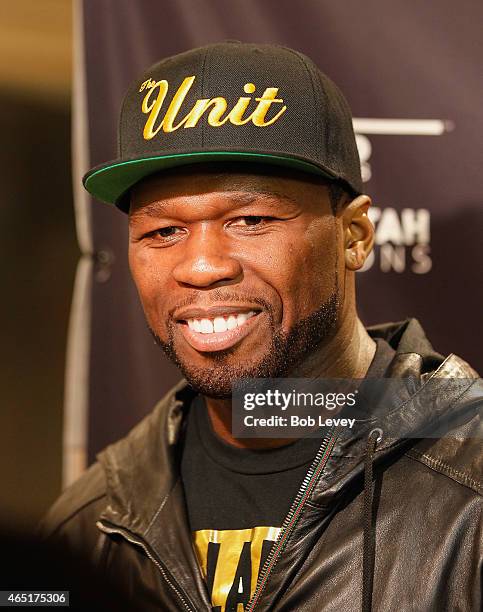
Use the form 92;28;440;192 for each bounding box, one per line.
232;216;273;226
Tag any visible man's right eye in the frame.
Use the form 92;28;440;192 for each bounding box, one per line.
137;226;186;244
154;226;183;238
147;225;183;240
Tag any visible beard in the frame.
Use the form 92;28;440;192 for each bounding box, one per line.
149;291;339;399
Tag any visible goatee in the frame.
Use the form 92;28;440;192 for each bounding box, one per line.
150;291;339;398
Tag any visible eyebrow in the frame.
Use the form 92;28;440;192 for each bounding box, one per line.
228;190;298;207
129;190;299;220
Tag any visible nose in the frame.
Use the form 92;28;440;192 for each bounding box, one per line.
172;224;243;287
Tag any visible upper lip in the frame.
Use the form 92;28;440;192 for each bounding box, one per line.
174;304;262;321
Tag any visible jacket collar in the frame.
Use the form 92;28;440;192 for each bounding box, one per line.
97;380;213;610
98;379;195;535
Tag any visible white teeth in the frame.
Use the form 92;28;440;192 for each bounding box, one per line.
186;311;257;334
213;316;228;333
237;313;248;326
200;319;214;334
227;315;237;330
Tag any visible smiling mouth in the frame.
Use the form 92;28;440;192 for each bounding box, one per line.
183;310;257;333
177;310;262;352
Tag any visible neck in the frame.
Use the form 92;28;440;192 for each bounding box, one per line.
205;313;376;449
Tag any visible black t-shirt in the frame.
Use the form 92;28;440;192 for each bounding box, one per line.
180;338;395;611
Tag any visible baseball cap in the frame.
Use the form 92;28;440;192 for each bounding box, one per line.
83;41;363;212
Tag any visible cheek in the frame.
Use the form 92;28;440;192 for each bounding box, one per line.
129;247;151;294
129;247;170;328
279;219;339;318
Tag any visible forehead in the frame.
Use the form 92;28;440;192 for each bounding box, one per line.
129;163;330;214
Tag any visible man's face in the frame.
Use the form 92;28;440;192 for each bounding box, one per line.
128;166;343;397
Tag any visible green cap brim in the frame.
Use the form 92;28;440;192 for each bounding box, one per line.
83;151;336;208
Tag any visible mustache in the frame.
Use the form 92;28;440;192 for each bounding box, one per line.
166;289;274;318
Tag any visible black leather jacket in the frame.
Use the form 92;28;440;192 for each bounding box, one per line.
41;319;483;611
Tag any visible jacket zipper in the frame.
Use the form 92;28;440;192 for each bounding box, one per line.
96;520;196;612
246;427;338;612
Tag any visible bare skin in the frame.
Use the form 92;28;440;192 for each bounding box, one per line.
128;165;375;449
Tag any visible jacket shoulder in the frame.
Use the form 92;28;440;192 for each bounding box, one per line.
407;393;483;496
39;461;107;539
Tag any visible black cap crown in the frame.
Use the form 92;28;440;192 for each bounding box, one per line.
83;42;362;211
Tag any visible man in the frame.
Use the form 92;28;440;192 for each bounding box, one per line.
42;42;482;611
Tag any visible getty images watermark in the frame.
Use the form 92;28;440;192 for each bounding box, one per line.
231;378;483;439
243;388;358;430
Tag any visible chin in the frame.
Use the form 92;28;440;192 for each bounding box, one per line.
175;356;265;399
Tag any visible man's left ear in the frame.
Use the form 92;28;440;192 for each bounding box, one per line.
342;195;374;271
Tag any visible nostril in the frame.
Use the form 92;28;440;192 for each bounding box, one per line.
173;255;243;288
